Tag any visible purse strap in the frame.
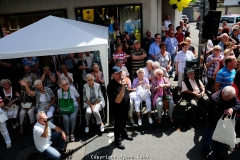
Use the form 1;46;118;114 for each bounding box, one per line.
62;88;71;99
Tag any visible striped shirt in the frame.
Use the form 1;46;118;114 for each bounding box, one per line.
216;66;236;89
112;52;127;66
206;54;223;78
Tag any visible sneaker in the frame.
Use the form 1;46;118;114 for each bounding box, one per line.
65;136;69;143
70;134;75;142
130;118;134;124
100;125;105;132
177;91;181;96
138;119;142;126
85;127;89;133
11;124;16;129
148;118;153;124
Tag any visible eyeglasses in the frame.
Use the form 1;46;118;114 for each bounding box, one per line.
158;74;163;76
87;79;94;82
2;83;9;86
62;83;68;87
214;49;220;51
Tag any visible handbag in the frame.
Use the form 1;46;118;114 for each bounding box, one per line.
212;114;236;148
4;104;19;118
59;88;74;114
0;108;8;123
21;91;32;109
136;86;151;101
39;102;50;112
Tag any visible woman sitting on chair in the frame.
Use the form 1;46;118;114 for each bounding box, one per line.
131;68;153;126
151;68;174;123
19;78;36;134
83;74;105;133
57;79;80;142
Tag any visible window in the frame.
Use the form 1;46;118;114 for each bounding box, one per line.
236;17;240;23
220;17;235;23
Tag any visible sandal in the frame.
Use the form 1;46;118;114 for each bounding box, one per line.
65;136;69;143
70;134;75;142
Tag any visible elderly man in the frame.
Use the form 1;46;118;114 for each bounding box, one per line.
182;69;210;121
149;33;161;61
214;56;237;92
205;45;224;92
115;59;130;77
201;86;240;159
107;66;133;150
23;65;38;86
218;33;237;54
33;111;66;160
231;27;240;58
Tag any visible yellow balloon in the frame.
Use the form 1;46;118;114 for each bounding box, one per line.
177;2;183;8
181;0;189;7
169;0;177;5
177;6;184;11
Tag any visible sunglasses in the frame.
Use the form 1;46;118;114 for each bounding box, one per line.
62;83;68;87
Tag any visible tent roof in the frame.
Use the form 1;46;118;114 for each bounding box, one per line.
0;15;109;59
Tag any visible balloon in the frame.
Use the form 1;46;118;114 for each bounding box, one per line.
177;2;183;8
180;0;189;8
177;6;184;11
172;4;177;9
169;0;177;5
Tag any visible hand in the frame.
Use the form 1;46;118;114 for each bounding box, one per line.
19;79;27;86
43;70;46;75
62;132;66;141
79;66;84;70
121;79;127;86
56;71;60;76
166;65;170;71
63;72;68;77
15;92;20;97
90;104;95;110
8;101;13;107
44;121;48;126
48;70;51;75
158;84;165;88
224;108;233;116
45;105;50;110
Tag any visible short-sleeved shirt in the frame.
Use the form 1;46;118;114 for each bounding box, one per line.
175;50;195;73
57;87;80;106
107;79;129;111
33;121;56;152
130;48;146;70
216;66;236;89
60;54;74;69
206;54;224;78
155;52;171;69
112;52;127;66
149;42;161;61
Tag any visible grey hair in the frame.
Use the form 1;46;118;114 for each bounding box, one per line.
36;111;45;120
33;79;42;88
222;86;236;97
92;63;99;69
59;79;68;87
22;78;31;86
85;73;95;81
154;68;164;77
43;66;50;70
146;60;153;66
152;62;160;69
0;79;12;87
136;68;145;75
61;64;68;69
122;71;126;76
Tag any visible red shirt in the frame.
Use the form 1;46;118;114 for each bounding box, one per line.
175;33;184;49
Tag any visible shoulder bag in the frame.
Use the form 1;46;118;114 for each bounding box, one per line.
0;108;8;123
59;88;74;114
21;91;32;109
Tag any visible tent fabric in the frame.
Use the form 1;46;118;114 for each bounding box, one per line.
0;15;110;123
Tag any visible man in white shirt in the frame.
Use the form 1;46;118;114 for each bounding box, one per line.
164;15;172;30
182;69;209;121
84;51;94;69
33;111;66;160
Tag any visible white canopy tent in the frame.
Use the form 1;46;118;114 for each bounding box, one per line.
0;15;110;123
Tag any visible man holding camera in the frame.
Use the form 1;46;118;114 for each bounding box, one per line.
33;111;66;160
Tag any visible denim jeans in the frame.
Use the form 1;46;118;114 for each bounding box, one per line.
202;123;224;156
43;132;65;160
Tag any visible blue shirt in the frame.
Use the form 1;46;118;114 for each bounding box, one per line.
216;66;236;89
148;42;161;61
164;37;178;55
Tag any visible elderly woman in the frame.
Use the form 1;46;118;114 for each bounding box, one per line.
56;64;74;87
57;79;80;142
143;60;153;81
175;41;195;95
40;66;57;90
151;69;174;123
151;61;168;78
18;78;36;134
91;63;105;88
19;79;56;119
0;79;20;129
0;96;11;149
131;68;153;126
83;74;105;133
156;43;172;73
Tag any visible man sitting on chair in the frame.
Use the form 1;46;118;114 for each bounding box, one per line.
181;69;210;121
